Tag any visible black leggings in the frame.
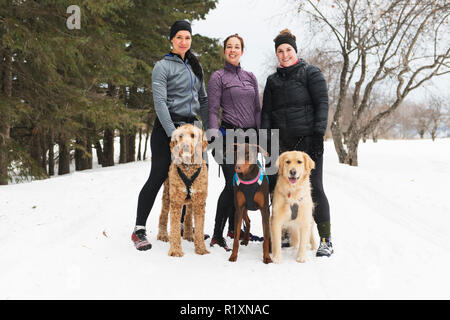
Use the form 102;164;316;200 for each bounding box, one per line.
136;118;190;226
212;163;235;238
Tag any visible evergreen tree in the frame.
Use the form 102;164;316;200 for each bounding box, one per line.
0;0;221;184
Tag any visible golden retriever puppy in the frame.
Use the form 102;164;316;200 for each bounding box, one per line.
157;124;209;257
271;151;317;263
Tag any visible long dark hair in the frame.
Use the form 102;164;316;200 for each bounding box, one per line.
185;49;203;82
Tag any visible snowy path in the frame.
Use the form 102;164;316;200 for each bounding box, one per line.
0;139;449;299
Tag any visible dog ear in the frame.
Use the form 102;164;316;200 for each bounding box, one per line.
303;152;315;174
170;138;177;152
276;152;284;174
202;131;208;152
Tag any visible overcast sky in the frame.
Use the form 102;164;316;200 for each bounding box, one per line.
193;0;305;85
193;0;448;102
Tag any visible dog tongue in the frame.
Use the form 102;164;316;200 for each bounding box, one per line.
289;178;298;184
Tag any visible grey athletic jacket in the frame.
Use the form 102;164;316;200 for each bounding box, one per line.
152;53;208;137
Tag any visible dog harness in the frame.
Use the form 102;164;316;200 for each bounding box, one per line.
233;161;269;211
176;165;202;200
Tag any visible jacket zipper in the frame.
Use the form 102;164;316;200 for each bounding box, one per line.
184;61;194;116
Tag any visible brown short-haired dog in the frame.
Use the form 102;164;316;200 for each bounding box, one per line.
157;124;209;257
228;143;273;264
271;151;317;263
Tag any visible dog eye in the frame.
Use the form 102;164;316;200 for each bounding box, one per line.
297;160;302;164
179;134;183;138
286;160;291;164
191;133;195;138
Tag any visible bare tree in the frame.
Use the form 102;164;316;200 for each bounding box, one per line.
411;102;431;139
302;48;344;139
427;94;447;140
299;0;450;165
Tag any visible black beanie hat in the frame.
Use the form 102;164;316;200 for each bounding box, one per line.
274;34;297;53
170;20;192;40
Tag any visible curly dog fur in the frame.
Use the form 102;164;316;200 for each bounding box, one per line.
157;124;209;257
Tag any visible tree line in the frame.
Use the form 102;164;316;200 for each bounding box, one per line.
0;0;223;185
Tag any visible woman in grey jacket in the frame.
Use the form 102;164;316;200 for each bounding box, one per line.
131;20;208;251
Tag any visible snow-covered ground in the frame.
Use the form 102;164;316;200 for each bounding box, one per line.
1;139;449;299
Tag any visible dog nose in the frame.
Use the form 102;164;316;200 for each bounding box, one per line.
289;169;296;176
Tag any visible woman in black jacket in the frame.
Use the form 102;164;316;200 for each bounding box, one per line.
261;29;333;257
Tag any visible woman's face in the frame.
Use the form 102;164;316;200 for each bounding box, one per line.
171;30;192;57
224;37;243;66
276;43;297;67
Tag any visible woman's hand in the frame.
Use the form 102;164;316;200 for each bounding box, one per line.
311;134;324;160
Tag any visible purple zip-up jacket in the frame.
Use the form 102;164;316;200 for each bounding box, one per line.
208;62;261;133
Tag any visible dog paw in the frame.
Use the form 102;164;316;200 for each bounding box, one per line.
168;249;184;257
240;240;249;246
271;255;282;264
195;248;210;255
296;256;307;263
183;234;194;242
263;256;273;264
157;233;169;242
228;254;237;262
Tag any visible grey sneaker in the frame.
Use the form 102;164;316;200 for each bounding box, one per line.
316;238;333;257
281;231;291;248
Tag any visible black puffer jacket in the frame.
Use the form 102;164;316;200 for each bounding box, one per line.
261;59;329;141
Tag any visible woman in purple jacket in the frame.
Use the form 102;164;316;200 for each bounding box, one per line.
208;34;262;250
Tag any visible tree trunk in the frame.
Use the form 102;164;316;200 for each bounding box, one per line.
48;130;55;176
0;125;10;185
40;130;48;174
102;81;116;167
86;136;93;169
344;134;360;167
126;131;136;162
419;130;425;139
102;128;115;167
143;129;149;160
75;135;90;171
431;131;436;141
75;138;82;171
30;127;42;171
119;132;127;164
331;120;347;163
137;128;142;161
94;140;104;166
58;134;71;175
0;47;12;185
